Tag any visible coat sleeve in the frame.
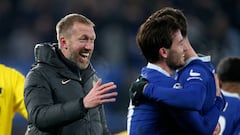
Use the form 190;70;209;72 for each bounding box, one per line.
24;69;88;131
99;105;112;135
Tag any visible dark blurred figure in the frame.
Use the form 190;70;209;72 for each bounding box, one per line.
217;57;240;135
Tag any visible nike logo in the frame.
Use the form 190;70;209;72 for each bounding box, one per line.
61;79;71;85
189;69;200;76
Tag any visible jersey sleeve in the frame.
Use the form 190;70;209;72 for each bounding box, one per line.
12;68;28;119
172;104;221;134
143;64;211;110
233;101;240;135
166;96;224;134
144;82;205;110
232;122;240;135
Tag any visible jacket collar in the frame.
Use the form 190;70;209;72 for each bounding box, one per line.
34;43;96;82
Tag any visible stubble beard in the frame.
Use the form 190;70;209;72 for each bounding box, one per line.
68;49;91;70
166;53;185;71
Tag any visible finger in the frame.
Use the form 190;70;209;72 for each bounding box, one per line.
97;82;115;91
100;98;117;104
98;85;117;94
100;92;118;99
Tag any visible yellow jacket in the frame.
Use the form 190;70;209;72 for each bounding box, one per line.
0;64;27;135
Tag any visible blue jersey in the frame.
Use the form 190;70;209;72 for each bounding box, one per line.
140;57;223;134
177;58;216;113
167;58;221;134
219;91;240;135
128;67;182;135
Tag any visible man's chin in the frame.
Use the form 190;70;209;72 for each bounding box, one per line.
170;64;184;70
78;62;89;70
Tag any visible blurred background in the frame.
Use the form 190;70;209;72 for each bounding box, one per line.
1;0;239;134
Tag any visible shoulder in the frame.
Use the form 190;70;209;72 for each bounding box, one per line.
0;64;24;80
224;95;240;104
26;64;56;82
177;60;216;83
181;60;214;75
223;95;240;113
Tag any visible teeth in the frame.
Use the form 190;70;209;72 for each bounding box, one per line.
81;52;89;57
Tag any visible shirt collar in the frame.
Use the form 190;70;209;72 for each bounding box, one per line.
146;63;170;77
185;55;211;65
221;89;240;98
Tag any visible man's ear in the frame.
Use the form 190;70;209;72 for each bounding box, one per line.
219;80;223;89
59;36;68;50
159;47;168;58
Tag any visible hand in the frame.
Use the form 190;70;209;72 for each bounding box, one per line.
212;123;221;135
83;79;118;108
129;76;148;106
25;128;28;135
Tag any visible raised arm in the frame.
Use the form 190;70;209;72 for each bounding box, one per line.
129;76;205;110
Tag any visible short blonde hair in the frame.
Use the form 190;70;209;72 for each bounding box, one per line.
56;13;95;43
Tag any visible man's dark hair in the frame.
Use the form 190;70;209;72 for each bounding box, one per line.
151;7;188;37
217;57;240;82
136;14;180;63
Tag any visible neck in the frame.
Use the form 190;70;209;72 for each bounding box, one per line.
153;61;175;76
184;38;198;60
222;82;240;96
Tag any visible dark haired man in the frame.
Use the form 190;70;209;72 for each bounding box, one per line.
127;7;224;135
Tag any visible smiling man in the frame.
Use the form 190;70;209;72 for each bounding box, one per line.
127;7;225;135
24;13;118;135
127;10;187;135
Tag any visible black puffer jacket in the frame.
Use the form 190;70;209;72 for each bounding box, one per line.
24;43;111;135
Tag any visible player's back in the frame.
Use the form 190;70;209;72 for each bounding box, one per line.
128;67;181;135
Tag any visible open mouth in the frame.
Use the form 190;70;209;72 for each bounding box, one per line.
79;52;89;62
80;52;89;58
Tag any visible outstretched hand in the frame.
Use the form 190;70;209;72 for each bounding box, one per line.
129;76;148;106
83;79;118;109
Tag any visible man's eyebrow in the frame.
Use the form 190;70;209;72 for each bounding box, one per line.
79;34;96;40
79;35;88;39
